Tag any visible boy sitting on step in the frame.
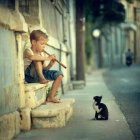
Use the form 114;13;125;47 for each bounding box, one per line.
24;30;63;103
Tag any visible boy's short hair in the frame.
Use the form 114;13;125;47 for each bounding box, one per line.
30;30;48;42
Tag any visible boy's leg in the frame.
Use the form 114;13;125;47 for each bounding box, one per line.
47;75;63;103
33;61;49;84
25;63;37;83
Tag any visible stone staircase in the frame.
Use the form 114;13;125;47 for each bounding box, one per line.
20;83;75;131
25;83;48;109
32;98;75;128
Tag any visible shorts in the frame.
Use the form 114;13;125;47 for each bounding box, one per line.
43;69;63;80
25;63;63;83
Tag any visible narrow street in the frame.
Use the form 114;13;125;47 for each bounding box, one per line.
14;66;137;140
103;64;140;140
1;1;140;140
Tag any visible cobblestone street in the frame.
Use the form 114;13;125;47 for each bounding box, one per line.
103;64;140;140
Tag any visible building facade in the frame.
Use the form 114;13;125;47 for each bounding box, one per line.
0;0;76;139
92;0;140;68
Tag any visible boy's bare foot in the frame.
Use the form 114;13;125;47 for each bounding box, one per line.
46;97;61;103
39;79;49;84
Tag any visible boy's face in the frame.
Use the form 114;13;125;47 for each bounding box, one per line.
32;37;48;52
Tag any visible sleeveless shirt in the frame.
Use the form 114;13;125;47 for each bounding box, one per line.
24;48;45;71
24;48;34;71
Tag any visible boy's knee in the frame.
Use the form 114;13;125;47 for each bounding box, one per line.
34;61;42;66
57;75;63;80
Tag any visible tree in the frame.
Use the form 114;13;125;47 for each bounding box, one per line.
90;0;126;23
76;0;86;81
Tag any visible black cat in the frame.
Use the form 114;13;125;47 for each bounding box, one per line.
92;96;108;120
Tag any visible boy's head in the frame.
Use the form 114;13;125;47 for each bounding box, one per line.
30;30;48;42
30;30;48;52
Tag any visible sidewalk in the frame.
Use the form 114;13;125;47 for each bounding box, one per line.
14;70;135;140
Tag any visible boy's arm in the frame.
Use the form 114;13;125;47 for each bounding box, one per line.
43;59;56;70
24;49;54;61
43;54;56;69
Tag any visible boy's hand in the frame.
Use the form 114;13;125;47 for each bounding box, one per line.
49;54;56;61
50;59;56;66
49;54;56;66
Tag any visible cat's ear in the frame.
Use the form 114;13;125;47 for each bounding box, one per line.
100;96;102;99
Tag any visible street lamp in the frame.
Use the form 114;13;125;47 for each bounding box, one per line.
92;29;101;38
92;29;102;68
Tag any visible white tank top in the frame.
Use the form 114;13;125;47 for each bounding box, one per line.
23;48;34;71
23;48;45;71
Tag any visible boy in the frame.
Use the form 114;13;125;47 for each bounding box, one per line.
24;30;63;103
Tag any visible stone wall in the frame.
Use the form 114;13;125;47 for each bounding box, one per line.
0;0;75;139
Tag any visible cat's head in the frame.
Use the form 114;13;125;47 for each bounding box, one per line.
93;96;102;104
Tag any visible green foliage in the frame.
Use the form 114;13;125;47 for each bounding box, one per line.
85;6;94;65
46;87;51;98
85;0;125;23
126;0;140;3
46;87;58;99
85;24;93;65
126;0;134;3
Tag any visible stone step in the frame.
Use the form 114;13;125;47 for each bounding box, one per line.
72;80;85;89
24;83;52;109
31;98;75;128
0;111;20;140
25;83;48;92
21;83;75;130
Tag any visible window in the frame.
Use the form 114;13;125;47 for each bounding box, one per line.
41;0;64;42
0;0;15;10
19;0;29;14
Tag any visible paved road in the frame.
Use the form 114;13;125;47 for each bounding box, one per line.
14;68;134;140
103;64;140;140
